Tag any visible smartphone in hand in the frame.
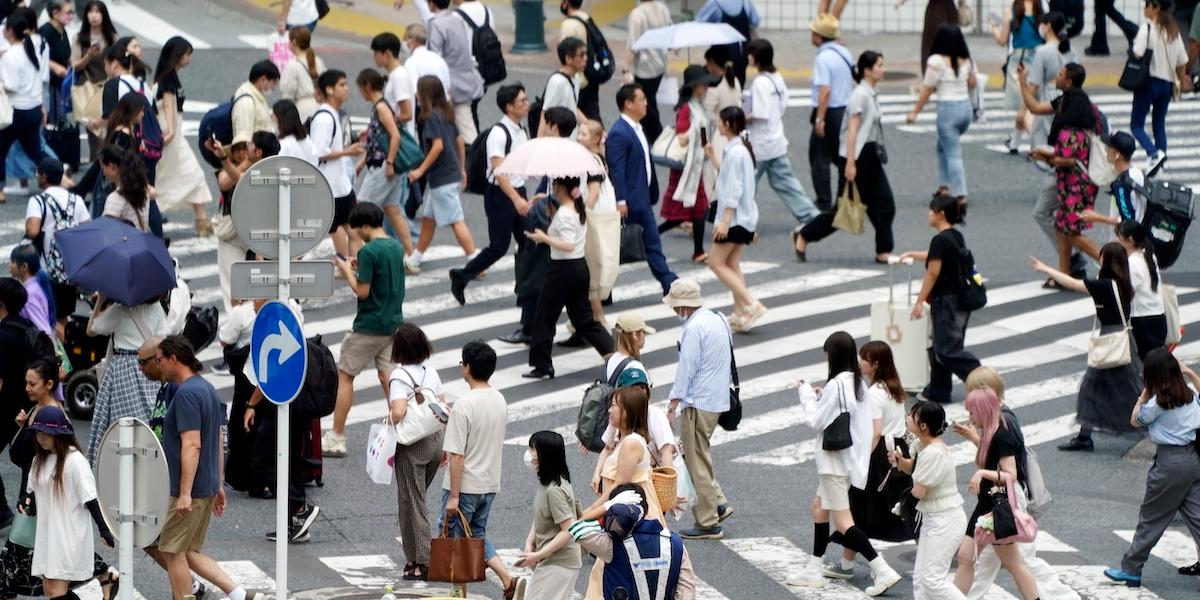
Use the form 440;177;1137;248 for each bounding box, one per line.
700;128;708;146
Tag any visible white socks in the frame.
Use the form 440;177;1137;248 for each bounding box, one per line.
409;250;423;266
840;558;855;571
228;588;247;600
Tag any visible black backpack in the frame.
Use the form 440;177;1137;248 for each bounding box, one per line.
576;357;632;452
950;231;988;311
567;15;615;86
465;123;512;195
3;319;56;370
293;336;338;419
197;93;253;169
457;9;507;86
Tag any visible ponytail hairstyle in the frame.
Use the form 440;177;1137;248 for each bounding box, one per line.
1116;220;1159;292
704;46;736;88
154;36;193;86
6;14;38;70
355;68;386;93
930;193;967;225
1041;12;1071;55
552;176;587;225
99;145;148;212
852;50;883;84
719;106;755;167
909;400;949;438
289;27;319;81
27;357;63;394
107;37;151;80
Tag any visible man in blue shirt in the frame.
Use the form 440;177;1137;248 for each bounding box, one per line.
808;13;855;213
664;279;733;540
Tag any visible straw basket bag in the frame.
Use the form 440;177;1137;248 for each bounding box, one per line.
652;467;679;512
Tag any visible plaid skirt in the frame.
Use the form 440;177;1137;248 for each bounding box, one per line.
0;540;108;597
87;353;160;464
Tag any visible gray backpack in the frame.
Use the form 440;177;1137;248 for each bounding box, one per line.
576;357;632;452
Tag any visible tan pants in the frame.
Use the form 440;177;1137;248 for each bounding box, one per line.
681;406;726;528
453;102;479;145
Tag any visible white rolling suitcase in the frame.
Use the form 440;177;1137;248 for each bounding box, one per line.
870;257;931;393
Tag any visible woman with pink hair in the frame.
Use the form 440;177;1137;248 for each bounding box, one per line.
951;387;1040;599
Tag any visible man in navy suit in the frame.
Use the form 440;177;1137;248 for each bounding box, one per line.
607;83;678;294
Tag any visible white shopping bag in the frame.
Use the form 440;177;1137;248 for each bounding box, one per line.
365;420;397;485
268;32;292;73
673;452;697;510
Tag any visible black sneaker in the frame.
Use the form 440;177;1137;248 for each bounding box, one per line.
1057;436;1094;452
679;525;724;540
1083;46;1111;57
266;529;312;543
193;581;209;599
291;502;320;542
449;269;467;306
209;361;231;376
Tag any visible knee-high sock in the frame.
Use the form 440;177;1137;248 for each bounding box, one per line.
840;526;878;561
813;521;830;558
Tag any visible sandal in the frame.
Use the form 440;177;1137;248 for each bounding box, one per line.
404;563;428;581
1179;561;1200;576
402;562;416;579
691;253;707;264
100;568;120;600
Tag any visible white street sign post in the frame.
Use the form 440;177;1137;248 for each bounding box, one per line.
231;156;334;599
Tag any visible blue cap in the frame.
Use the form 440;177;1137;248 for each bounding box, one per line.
29;405;73;436
604;503;645;540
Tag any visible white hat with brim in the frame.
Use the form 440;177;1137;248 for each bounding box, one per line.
662;279;703;309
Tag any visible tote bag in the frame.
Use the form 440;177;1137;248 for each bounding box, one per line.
365;418;398;485
1087;280;1132;369
832;183;866;235
392;367;449;446
429;510;486;583
974;472;1038;546
1163;283;1182;346
821;380;853;451
1119;25;1154;92
650;127;687;170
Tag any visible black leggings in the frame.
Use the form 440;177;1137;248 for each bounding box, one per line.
659;218;706;257
0;107;44;181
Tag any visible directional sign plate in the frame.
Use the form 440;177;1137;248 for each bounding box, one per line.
231;155;334;260
251;300;307;405
95;419;169;548
231;260;336;300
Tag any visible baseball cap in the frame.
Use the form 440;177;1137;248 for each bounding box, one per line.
614;312;656;335
616;368;650;388
1102;131;1136;161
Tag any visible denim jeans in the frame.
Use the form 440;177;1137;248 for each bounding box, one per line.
1130;78;1174;156
755;156;819;223
924;294;981;403
437;490;499;561
935;100;972;197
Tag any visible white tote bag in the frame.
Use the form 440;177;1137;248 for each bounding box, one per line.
1163;283;1181;345
0;87;12;130
392;368;450;446
365;418;398;485
1087;280;1133;369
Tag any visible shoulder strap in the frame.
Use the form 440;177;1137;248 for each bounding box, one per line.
820;47;855;72
455;8;479;29
1111;279;1128;326
607;356;634;386
129;306;152;341
501;122;512;153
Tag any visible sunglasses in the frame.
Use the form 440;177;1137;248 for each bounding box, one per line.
137;356;157;366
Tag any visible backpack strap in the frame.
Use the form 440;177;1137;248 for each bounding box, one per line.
455;8;480;30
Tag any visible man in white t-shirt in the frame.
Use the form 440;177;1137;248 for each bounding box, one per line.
743;39;819;254
538;37;587;138
311;70;365;260
25;157;89;329
438;341;522;597
403;24;452;105
277;0;319;34
371;33;415;129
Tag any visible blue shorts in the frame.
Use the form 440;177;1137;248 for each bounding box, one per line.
359;166;407;208
420;182;465;226
437;490;498;561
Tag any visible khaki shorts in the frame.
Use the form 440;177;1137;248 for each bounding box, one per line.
158;496;214;554
338;331;395;376
817;474;851;512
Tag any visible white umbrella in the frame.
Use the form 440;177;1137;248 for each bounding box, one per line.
631;22;747;51
495;138;605;179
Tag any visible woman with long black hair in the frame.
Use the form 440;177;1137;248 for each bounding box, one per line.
0;13;46;205
907;25;976;202
524;176;615;379
899;194;982;403
1129;0;1188;173
153;36;211;236
98;145;152;234
273;100;317;165
515;430;580;600
72;0;118;156
1033;242;1144;452
792;331;902;596
99;37;151;120
1103;349;1200;588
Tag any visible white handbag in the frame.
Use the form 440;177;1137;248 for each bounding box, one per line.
1087;280;1133;369
393;367;449;445
1162;283;1181;345
0;87;12;130
1085;133;1118;187
650;127;687;170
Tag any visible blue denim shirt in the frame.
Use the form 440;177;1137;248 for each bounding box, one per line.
715;137;758;232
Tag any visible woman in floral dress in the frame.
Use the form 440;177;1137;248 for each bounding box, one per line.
1031;88;1101;277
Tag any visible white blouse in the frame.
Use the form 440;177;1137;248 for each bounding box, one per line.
911;440;964;514
548;203;586;260
923;55;974;102
800;371;873;489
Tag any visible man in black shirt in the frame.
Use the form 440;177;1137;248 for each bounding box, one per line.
0;278;32;528
38;1;73;93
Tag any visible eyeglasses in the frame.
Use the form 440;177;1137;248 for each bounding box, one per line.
137;356;157;366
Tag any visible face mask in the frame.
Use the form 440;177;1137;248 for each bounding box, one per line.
523;449;535;470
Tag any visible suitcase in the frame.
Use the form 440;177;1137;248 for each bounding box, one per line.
300;418;324;487
870;258;931;393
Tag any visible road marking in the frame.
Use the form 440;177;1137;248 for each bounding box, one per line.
217;560;277;592
1114;529;1199;569
720;536;869;599
1054;565;1166;599
319;554;404;589
107;1;212;49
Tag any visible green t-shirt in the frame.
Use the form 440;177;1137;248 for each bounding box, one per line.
353;237;405;335
534;480;581;569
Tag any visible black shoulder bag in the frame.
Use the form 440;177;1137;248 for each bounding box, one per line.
821;379;853;451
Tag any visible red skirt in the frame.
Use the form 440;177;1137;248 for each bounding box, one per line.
659;168;709;221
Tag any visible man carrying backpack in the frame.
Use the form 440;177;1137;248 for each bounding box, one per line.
0;278;46;528
571;490;699;599
231;61;280;150
559;0;604;122
536;38;587;139
24;157;89;335
428;0;488;144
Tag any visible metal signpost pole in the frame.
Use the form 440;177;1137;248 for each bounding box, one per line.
276;168;292;599
118;418;134;600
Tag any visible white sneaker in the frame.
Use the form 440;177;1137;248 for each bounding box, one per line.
2;184;30;195
1146;151;1167;176
865;564;902;596
404;255;422;275
785;556;826;587
322;431;347;457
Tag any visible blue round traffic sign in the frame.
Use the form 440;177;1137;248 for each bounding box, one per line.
251;301;307;405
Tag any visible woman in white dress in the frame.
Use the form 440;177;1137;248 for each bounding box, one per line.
577;119;619;327
27;406;116;598
153;37;212;236
279;27;325;121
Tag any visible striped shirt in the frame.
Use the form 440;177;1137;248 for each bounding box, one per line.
668;308;732;413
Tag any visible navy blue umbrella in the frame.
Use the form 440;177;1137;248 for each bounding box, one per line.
55;217;176;306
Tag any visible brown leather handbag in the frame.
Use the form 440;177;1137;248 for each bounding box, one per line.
428;510;486;584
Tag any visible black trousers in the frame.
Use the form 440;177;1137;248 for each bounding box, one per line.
635;75;665;145
1091;0;1139;52
1132;314;1169;361
247;402;313;513
0;108;43;181
808;106;846;212
529;258;614;370
799;144;896;255
579;81;602;123
462;185;527;278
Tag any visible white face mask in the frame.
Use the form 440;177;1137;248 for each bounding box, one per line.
523;449;535;470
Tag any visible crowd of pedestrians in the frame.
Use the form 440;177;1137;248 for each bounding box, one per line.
1;0;1200;598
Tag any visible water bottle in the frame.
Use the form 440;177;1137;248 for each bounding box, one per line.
380;585;398;600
